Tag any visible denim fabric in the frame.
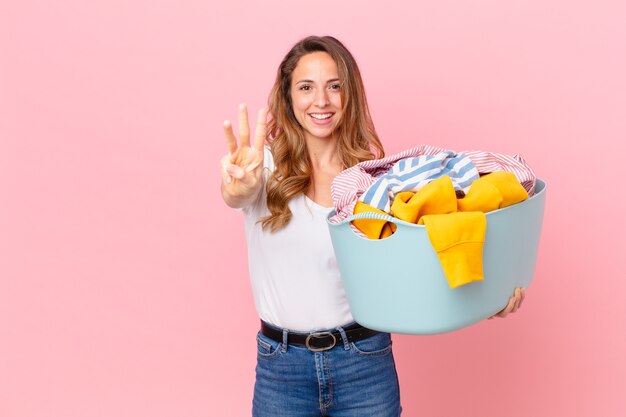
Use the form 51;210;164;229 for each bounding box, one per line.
252;323;402;416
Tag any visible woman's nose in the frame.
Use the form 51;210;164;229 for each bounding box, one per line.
314;88;330;107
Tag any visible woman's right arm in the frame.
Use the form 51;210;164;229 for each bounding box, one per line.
220;104;268;209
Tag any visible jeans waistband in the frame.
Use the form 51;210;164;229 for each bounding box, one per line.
260;320;380;352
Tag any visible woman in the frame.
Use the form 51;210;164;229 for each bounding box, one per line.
220;36;524;417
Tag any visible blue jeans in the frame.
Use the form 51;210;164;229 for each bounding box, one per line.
252;322;402;416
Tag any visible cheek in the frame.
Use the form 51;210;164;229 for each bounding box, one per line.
332;95;343;112
288;96;300;117
330;93;342;110
291;93;310;112
289;97;305;126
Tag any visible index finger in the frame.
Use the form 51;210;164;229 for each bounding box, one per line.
253;108;268;151
223;120;237;155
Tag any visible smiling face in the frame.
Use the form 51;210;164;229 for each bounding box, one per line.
289;51;343;143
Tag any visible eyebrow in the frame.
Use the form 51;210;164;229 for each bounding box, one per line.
295;78;341;84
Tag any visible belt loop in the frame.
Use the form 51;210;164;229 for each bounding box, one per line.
336;325;350;350
281;328;288;353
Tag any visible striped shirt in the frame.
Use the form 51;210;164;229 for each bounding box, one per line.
330;145;536;224
464;150;536;195
359;151;479;212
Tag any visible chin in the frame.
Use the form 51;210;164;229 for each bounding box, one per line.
310;130;335;140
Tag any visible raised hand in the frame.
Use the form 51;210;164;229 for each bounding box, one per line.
221;104;268;208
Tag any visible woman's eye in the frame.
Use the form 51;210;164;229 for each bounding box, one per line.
330;83;341;90
300;85;311;91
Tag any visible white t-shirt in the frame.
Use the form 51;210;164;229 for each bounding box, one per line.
242;147;354;331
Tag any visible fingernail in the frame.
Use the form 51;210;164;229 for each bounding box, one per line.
226;175;232;184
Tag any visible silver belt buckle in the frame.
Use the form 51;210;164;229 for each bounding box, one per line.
305;332;337;352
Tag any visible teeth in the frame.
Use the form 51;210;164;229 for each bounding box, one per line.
310;113;332;120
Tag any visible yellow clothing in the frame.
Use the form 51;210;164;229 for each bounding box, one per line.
418;213;486;288
458;171;528;212
351;172;528;288
353;201;397;239
391;176;457;224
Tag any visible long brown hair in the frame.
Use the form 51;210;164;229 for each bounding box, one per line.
262;36;384;232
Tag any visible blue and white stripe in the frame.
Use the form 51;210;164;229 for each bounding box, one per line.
359;151;479;213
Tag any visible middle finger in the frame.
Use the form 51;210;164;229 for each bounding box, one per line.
238;103;250;147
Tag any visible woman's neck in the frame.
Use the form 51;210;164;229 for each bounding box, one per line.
305;135;342;171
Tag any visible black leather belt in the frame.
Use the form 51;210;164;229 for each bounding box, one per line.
260;320;380;352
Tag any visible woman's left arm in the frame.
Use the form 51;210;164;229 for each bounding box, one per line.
488;287;526;319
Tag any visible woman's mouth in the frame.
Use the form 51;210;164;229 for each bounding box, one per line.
309;112;334;125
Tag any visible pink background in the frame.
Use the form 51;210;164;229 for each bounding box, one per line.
2;1;625;416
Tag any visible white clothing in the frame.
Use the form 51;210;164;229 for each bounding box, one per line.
242;147;354;331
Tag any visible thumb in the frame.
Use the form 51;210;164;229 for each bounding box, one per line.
225;164;245;179
245;159;262;173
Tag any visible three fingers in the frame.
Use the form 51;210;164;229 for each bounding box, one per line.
223;104;267;155
222;104;267;184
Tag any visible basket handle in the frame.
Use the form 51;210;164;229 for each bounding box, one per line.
337;211;418;228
